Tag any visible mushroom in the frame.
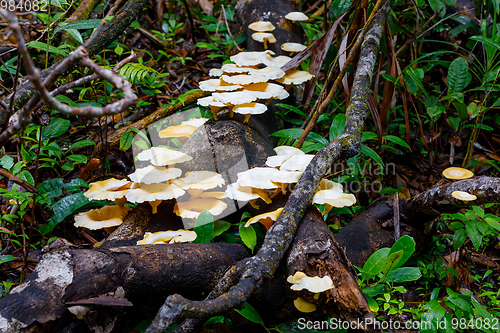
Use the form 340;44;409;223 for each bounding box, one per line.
232;103;268;123
221;73;268;85
225;183;272;209
287;272;334;293
199;79;243;92
451;191;477;201
125;182;185;214
277;69;314;85
136;147;192;167
197;191;228;199
84;178;131;201
174;198;227;219
212;91;258;105
137;230;197;245
197;96;226;120
248;21;276;32
293;297;316;313
285;11;309;22
74;205;131;230
280;154;314;172
230;50;275;67
221;64;257;74
128;165;182;184
245;207;283;229
251;32;277;50
237;167;278;190
287;271;308;284
266;145;305;168
180;117;209;128
242;83;286;100
158;124;198;142
313;181;356;216
209;68;223;77
268;169;302;194
281;42;307;54
442;167;474;180
172;171;225;197
262;55;292;68
248;67;286;80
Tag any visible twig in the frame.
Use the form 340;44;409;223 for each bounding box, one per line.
393;192;400;240
0;168;38;194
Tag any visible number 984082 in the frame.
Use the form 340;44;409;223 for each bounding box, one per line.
0;0;48;12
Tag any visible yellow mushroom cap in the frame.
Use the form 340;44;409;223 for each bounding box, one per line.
172;171;225;191
209;68;223;77
277;69;314;85
294;297;317;313
128;165;182;184
313;191;356;208
212;91;258;105
84;178;131;201
249;67;286;80
280;154;314;172
242;83;286;99
137;230;197;245
221;74;269;85
451;191;477;201
125;182;185;203
225;183;272;204
290;275;334;293
232;103;268;117
285;11;309;21
197;96;225;107
248;21;276;32
275;146;305;156
251;32;277;44
159;124;198;138
199;79;242;92
180;118;209;128
287;271;308;284
174;198;227;219
317;179;344;192
262;55;292;68
281;42;307;53
245;207;283;229
442;167;474;180
268;169;302;184
137;147;193;167
74;205;131;230
220;64;257;74
197;191;228;199
237;167;279;189
230;50;275;67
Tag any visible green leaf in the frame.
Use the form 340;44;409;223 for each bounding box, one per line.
120;132;134;151
427;0;446;17
195;42;221;51
65;28;83;44
364;295;379;312
213;220;231;237
40;192;89;234
69;140;95;150
275;103;307;117
119;63;159;83
192;210;214;243
61;161;74;171
42;118;71;140
38;178;64;198
361;131;378;142
234;303;263;324
360;144;384;167
0;255;15;264
362;284;387;297
472;301;495;321
360;248;390;279
385;267;422;282
48;0;69;9
55;94;79;107
18;170;35;186
329;113;346;141
447;288;472;314
388;235;416;269
0;155;14;170
178;89;200;105
239;224;257;252
383;135;411;150
53;19;102;34
465;221;482;250
467;101;486;118
453;228;467;249
485;217;500;232
470;36;500;52
67;154;87;164
27;41;68;56
471;205;484;218
404;67;425;95
447;58;469;93
381;250;403;276
270;128;304;140
64;178;89;191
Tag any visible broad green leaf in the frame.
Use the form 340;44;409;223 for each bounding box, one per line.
270;128;304;140
37;178;64;198
67;154;87;164
27;41;68;56
40;192;89;234
235;303;263;324
388;235;416;269
48;0;69;9
329;113;346;141
42;118;71;140
213;220;231;237
452;101;468;120
381;250;403;275
427;0;446;17
467;101;486;118
383;135;411;150
453;228;467;249
63;178;89;191
447;288;472;314
385;267;422;282
55;94;79;107
449;222;464;229
18;170;35;186
0;255;15;264
360;248;390;279
365;295;379;312
239;224;257;252
178;89;200;105
275;103;307;116
195;42;221;51
404;67;425;95
306;132;328;145
360;144;384;167
421;300;446;332
0;155;14;170
204;316;225;326
485;217;500;232
447;58;469;93
362;284;387;297
472;301;495;321
65;28;83;44
472;205;485;218
465;221;482;250
61;161;74;171
193;210;214;243
53;19;102;34
120;132;134;151
361;131;378;142
470;36;500;52
69;140;95;150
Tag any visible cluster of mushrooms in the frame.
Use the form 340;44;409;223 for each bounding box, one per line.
442;167;477;201
197;12;314;123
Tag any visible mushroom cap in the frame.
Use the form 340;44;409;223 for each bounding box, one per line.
126;182;185;203
245;207;283;229
172;171;225;190
232;103;268;116
199;79;243;92
174;198;227;219
74;205;131;230
317;179;344;192
281;42;307;52
294;297;316;313
197;191;228;199
225;183;271;204
277;70;314;85
242;83;286;99
275;146;305;156
442;167;474;180
266;155;291;168
251;32;277;43
262;55;292;68
212;91;258;105
84;178;130;201
197;96;226;107
137;230;197;245
221;74;269;85
277;89;290;100
248;21;276;32
180;117;209;128
290;275;334;293
137;147;193;167
209;68;223;77
249;67;286;80
128;165;182;184
268;169;303;184
313;191;356;208
159;124;198;138
221;64;256;74
285;11;309;21
237;167;279;189
287;271;308;284
230;50;275;66
280;154;314;172
451;191;477;201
